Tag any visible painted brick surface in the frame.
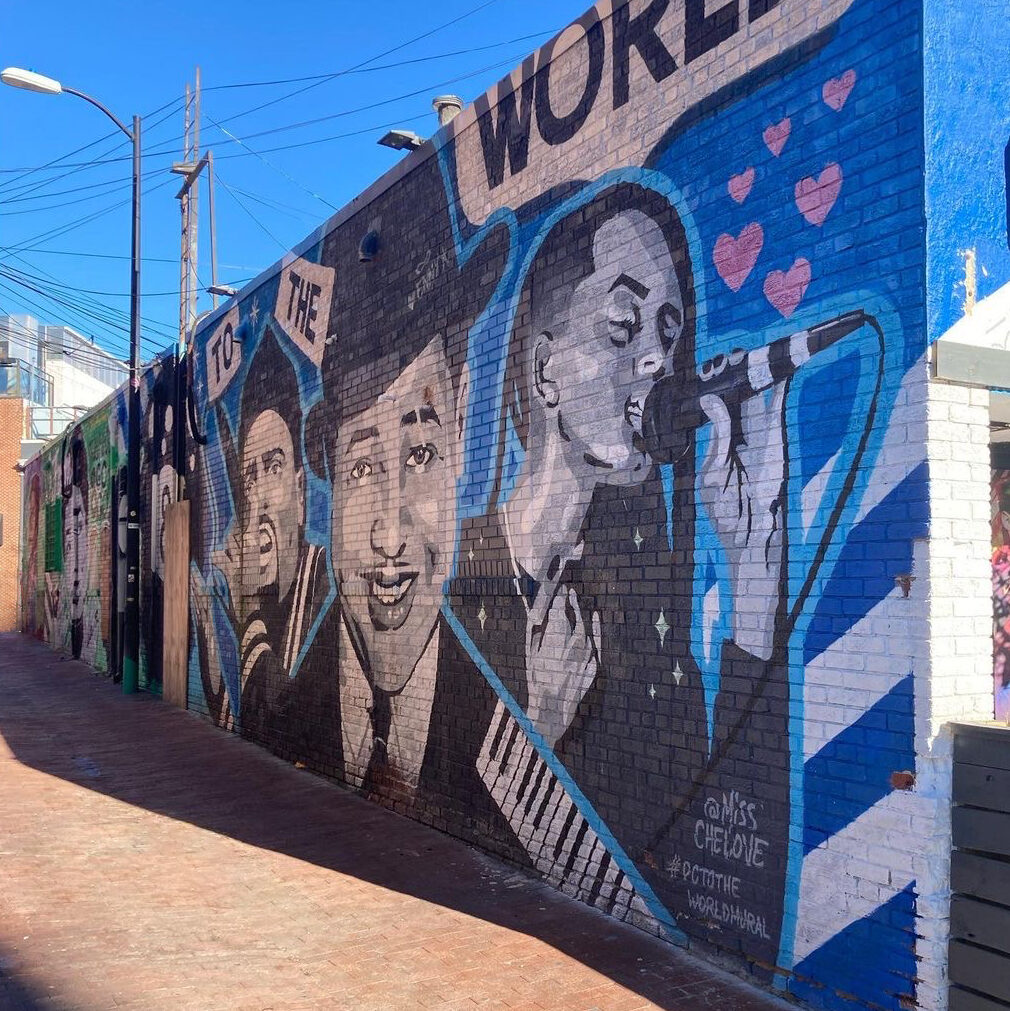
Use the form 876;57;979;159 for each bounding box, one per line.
19;401;118;671
18;355;181;684
16;2;1009;1008
183;1;935;1007
0;398;26;632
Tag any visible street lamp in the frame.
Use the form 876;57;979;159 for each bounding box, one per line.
3;66;143;694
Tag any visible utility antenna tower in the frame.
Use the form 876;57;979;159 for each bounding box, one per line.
171;68;214;354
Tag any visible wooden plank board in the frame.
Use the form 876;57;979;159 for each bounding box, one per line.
950;986;1010;1011
951;896;1010;955
952;851;1010;909
954;726;1010;773
955;764;1010;813
953;808;1010;858
949;941;1010;1004
161;501;190;710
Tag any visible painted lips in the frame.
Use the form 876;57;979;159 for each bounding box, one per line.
258;521;274;569
365;568;418;631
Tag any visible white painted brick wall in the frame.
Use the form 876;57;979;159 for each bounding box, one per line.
915;376;994;1011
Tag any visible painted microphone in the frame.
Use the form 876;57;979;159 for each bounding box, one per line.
641;309;868;463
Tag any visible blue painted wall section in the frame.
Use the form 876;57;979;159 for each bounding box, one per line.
924;0;1010;340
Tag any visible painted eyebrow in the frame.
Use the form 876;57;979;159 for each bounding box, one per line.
401;405;441;427
609;273;650;299
261;447;286;469
345;426;379;454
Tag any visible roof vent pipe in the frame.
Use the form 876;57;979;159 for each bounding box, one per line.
433;94;463;127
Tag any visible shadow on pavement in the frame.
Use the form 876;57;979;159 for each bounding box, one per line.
0;633;781;1011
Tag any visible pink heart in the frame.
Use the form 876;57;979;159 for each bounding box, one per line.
728;167;755;204
795;163;843;227
822;70;856;111
713;223;764;293
763;118;791;157
763;259;811;319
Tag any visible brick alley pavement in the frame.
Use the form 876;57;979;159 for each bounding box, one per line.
0;634;794;1011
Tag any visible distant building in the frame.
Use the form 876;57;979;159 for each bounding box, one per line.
0;314;129;439
0;314;51;407
0;314;129;631
37;321;129;406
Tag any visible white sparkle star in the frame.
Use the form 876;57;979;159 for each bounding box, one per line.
477;603;487;631
633;527;643;551
648;684;657;700
249;298;260;326
655;610;670;647
673;661;684;686
468;547;474;562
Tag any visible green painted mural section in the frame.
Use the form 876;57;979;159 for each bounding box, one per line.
21;401;120;674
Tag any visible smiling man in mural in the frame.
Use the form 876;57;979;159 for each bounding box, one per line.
267;159;531;863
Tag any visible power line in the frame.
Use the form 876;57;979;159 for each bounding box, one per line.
6;177;174;255
215;173;288;251
0;245;259;270
0;98;185;205
0;308;134;376
0;262;252;298
0;282;148;366
205;115;338;212
1;258;178;349
210;0;501;130
203;28;557;91
0;165;168;216
207;178;319;222
0;274;173;359
0;94;184;194
208;52;526;148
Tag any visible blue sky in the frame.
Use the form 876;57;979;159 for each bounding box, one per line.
0;0;587;365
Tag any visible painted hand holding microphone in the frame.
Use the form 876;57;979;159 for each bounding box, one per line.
524;308;878;745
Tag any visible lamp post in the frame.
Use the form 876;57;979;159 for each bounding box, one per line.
3;66;143;694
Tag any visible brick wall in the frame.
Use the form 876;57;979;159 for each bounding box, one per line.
0;397;26;632
20;403;119;672
182;1;940;1007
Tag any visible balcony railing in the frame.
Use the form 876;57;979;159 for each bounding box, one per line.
28;405;88;440
0;359;52;407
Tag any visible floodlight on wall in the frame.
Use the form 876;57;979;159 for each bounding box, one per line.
377;129;424;152
358;229;380;263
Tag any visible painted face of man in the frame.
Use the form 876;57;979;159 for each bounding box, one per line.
538;209;684;486
63;486;88;623
240;409;304;602
332;336;466;694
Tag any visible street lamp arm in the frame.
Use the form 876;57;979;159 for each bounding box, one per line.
61;85;133;141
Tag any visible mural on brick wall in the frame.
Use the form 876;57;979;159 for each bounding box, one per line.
140;355;182;692
188;1;926;1008
103;353;184;691
21;408;118;672
992;470;1010;720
